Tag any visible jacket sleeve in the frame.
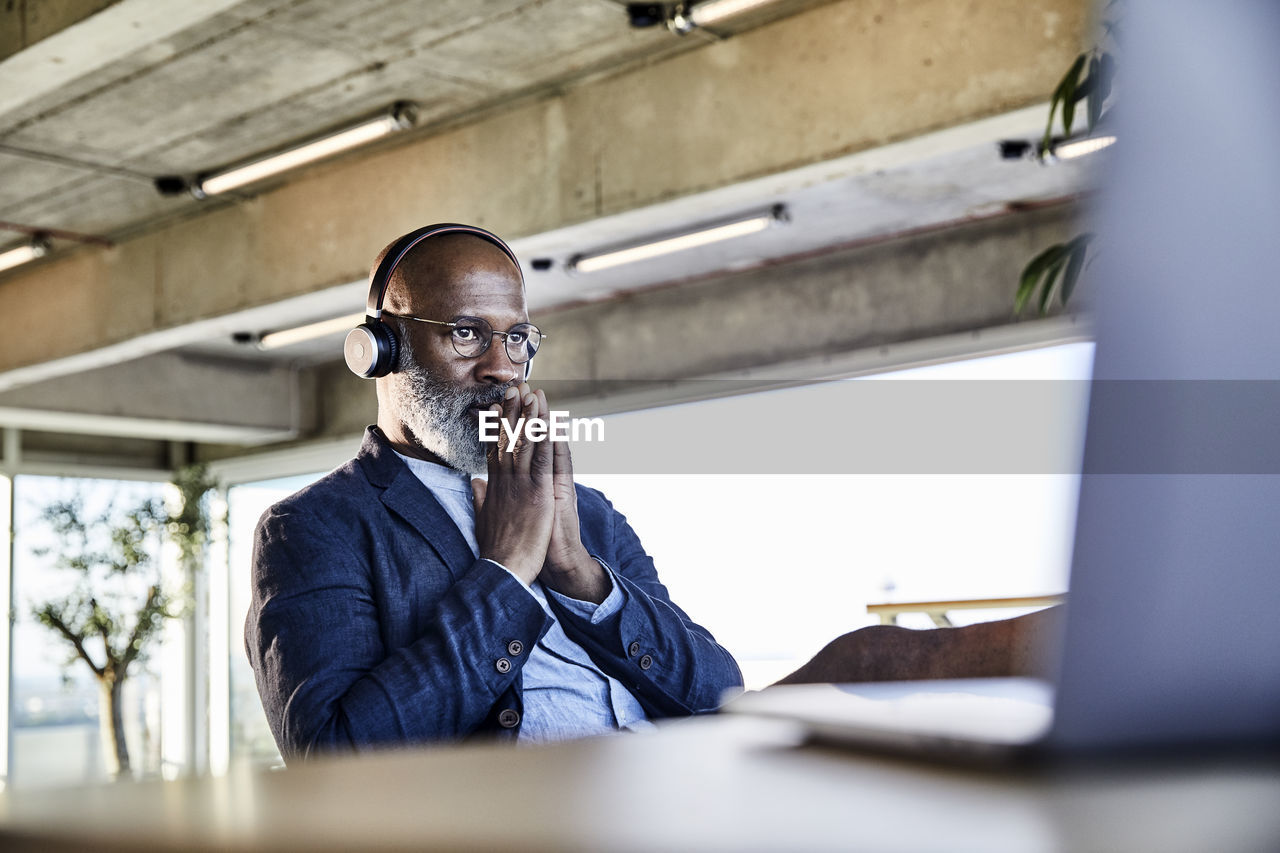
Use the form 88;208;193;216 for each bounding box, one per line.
245;502;550;761
546;488;743;716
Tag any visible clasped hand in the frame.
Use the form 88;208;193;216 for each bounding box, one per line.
470;383;606;602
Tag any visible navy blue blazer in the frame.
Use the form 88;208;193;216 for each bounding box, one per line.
245;427;742;760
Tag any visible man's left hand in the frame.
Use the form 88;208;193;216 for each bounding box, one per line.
540;400;610;604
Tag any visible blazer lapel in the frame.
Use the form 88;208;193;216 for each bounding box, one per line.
357;426;475;584
379;471;474;584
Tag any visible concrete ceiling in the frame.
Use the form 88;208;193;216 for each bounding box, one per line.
0;0;829;248
0;0;1097;458
0;0;901;369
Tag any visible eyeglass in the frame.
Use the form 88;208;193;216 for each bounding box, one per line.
385;313;546;364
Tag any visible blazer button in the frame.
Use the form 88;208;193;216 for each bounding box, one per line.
639;654;653;671
627;641;641;658
498;709;520;728
495;657;512;674
507;640;524;656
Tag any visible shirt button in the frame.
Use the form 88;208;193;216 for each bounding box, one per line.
507;640;524;656
498;709;520;728
495;657;511;674
639;654;653;671
628;641;641;658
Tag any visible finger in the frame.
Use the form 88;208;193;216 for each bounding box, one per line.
503;383;520;414
530;389;554;481
485;403;503;472
500;385;521;461
547;387;570;479
471;478;487;515
514;380;533;453
514;385;539;475
552;426;574;489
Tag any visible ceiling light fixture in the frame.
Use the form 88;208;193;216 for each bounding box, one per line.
670;0;783;33
256;312;366;351
999;133;1117;163
626;1;784;34
157;102;418;199
0;235;50;274
568;204;788;274
1049;134;1117;161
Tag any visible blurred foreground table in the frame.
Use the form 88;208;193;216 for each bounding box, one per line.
1;716;1277;852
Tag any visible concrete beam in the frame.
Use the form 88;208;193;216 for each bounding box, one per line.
0;353;310;444
0;0;1090;379
0;0;120;64
533;204;1080;384
194;202;1081;463
0;0;244;111
2;427;172;477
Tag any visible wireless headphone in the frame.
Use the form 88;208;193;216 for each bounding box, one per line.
343;223;527;379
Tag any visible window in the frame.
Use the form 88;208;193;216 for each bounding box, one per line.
9;475;172;789
225;474;323;768
577;342;1094;688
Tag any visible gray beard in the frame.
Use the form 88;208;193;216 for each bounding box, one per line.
389;337;509;474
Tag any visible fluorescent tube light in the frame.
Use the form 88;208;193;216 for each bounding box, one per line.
998;134;1118;163
667;0;783;32
191;102;417;198
569;206;788;274
688;0;782;27
1051;134;1117;160
0;238;48;273
258;312;366;351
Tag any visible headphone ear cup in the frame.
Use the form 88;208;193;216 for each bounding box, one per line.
379;321;400;376
344;320;400;378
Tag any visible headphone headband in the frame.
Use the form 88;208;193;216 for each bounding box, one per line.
346;223;527;380
366;223;522;318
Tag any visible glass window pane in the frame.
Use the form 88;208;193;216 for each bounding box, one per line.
10;475;169;789
227;474;321;767
0;473;11;783
578;342;1094;689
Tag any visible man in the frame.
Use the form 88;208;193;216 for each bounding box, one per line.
246;225;742;761
247;223;1059;762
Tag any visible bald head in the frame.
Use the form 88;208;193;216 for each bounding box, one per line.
372;231;523;316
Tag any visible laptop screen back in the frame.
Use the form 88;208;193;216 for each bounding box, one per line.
1050;0;1280;749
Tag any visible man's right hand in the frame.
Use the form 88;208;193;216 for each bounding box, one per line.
471;383;554;585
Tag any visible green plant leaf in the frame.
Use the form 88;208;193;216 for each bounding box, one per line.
1060;53;1087;137
1041;91;1062;157
1097;52;1115;111
1061;233;1094;304
1042;56;1077;156
1073;72;1095;100
1038;253;1069;315
1087;56;1102;130
1016;243;1068;315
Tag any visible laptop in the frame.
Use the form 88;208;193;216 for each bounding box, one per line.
724;0;1280;759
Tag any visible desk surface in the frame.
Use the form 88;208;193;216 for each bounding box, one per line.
1;717;1278;852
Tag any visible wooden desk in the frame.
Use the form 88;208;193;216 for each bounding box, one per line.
1;716;1277;852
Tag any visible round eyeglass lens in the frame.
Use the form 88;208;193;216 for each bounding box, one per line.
505;323;542;363
449;318;491;358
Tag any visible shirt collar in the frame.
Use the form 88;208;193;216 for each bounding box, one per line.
392;450;476;493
